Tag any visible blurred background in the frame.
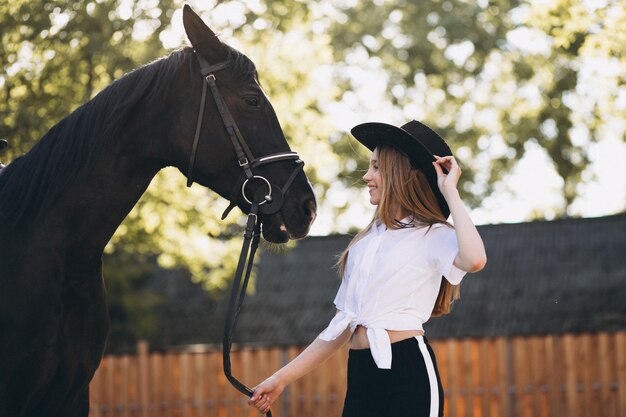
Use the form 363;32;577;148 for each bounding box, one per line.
2;0;624;347
1;1;625;415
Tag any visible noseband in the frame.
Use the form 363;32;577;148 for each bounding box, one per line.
187;52;305;417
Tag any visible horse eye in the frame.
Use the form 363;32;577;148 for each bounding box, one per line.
244;97;260;107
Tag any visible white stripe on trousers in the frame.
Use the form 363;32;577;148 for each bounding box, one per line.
415;336;439;417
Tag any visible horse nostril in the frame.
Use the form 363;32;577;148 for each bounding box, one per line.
304;199;317;220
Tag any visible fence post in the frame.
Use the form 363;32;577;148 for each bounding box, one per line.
137;340;149;417
504;337;514;417
617;332;626;417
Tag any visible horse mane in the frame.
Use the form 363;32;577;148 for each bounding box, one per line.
0;44;255;230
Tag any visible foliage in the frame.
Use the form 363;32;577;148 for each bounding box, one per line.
102;251;162;352
2;0;624;346
303;0;624;212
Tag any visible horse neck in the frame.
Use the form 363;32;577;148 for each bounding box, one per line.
51;131;163;260
41;57;201;257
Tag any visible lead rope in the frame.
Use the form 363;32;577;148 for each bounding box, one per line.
222;202;273;417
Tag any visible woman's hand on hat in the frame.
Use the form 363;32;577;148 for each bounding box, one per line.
433;155;461;196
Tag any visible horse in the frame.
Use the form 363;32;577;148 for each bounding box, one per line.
0;5;316;417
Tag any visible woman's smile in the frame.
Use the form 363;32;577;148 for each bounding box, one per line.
363;148;382;205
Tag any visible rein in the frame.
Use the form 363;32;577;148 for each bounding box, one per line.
187;52;305;417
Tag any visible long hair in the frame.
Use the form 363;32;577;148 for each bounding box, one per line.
337;145;460;316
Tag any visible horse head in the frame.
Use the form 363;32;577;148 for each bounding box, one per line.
177;6;316;243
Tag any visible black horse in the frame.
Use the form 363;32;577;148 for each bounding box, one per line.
0;6;316;417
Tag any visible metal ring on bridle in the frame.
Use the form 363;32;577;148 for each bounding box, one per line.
241;175;272;205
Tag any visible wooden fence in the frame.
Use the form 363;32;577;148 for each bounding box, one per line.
90;332;626;417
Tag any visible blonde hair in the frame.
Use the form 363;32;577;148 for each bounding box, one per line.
337;145;460;317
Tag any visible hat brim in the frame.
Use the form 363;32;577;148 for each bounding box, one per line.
351;122;451;219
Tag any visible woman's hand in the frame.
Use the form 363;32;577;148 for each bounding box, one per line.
432;155;461;196
248;375;285;414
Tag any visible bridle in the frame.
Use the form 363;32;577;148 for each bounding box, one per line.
186;55;304;219
187;52;304;417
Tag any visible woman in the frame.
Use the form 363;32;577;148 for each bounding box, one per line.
249;120;487;416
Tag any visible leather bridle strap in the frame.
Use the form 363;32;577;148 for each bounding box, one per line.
222;203;262;397
205;72;255;179
187;58;254;187
222;201;275;417
186;78;208;187
186;60;233;187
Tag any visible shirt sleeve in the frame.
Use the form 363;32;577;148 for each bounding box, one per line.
426;225;467;285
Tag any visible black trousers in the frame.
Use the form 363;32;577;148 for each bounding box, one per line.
341;336;444;417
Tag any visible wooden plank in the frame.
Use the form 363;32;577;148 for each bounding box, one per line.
179;352;190;416
511;337;527;417
563;334;578;417
159;353;169;417
457;338;469;417
204;350;219;417
304;347;317;417
150;353;163;417
478;339;490;417
580;334;593;417
288;346;304;417
192;352;204;417
616;332;626;417
496;337;510;417
137;342;149;417
587;332;602;417
599;333;613;417
447;339;460;417
462;339;474;417
168;352;180;417
127;353;138;417
546;335;562;417
529;336;548;417
485;339;500;417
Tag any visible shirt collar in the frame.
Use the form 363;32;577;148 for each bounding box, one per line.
373;216;417;233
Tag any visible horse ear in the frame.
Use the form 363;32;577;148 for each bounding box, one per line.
182;4;227;63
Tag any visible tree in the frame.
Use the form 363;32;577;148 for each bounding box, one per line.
304;0;624;214
2;0;624;347
0;0;341;347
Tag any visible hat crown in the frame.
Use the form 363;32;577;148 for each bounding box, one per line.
400;120;452;157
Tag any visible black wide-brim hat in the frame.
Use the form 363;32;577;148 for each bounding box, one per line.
351;120;452;218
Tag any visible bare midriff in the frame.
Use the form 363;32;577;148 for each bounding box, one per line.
350;325;424;350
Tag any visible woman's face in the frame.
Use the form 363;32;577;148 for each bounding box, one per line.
363;147;382;205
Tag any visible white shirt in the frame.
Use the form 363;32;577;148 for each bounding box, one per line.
319;219;466;369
